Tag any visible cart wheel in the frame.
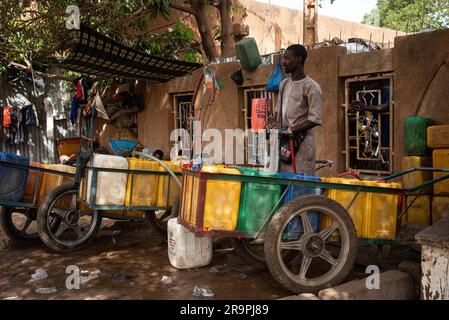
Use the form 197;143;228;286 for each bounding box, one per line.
264;195;357;294
0;206;40;243
37;183;101;253
146;197;180;241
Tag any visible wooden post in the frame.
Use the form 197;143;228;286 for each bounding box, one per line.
303;0;318;48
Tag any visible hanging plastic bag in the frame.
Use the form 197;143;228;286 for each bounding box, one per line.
251;98;269;132
266;59;285;92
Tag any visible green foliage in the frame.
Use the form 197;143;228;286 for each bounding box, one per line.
134;21;201;63
0;0;200;75
362;0;449;32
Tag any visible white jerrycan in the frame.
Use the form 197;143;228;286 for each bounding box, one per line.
167;218;213;269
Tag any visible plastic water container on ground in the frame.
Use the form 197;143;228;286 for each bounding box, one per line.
278;172;323;238
235;37;262;71
156;161;182;208
167;218;212;269
402;156;433;194
432;149;449;196
404;117;433;156
427;125;449;149
125;158;160;207
0;152;29;202
86;154;128;206
236;168;282;236
431;196;449;224
405;195;431;225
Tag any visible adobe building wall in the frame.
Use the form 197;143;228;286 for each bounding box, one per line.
339;48;394;77
137;82;174;156
393;29;449;173
306;46;347;176
137;28;449;176
240;0;404;54
144;1;404;60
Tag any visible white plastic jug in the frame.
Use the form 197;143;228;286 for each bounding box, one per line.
167;218;213;269
86;154;128;206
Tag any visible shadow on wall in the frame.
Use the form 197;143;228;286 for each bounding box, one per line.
415;57;449;119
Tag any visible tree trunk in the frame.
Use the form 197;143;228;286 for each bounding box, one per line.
218;0;236;58
190;1;219;62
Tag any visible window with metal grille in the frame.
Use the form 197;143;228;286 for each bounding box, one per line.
173;93;194;155
243;87;274;165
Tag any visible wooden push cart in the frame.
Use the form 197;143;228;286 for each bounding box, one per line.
178;166;449;293
33;100;182;252
0;160;76;244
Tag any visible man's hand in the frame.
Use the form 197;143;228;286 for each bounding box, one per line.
279;126;293;136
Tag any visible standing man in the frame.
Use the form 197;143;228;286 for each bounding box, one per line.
271;44;323;176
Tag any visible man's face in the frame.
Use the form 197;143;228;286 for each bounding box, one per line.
282;49;301;74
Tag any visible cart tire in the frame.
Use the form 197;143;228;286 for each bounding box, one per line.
37;183;101;253
0;206;40;243
264;195;357;294
146;197;180;241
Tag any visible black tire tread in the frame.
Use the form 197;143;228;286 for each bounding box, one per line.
0;206;40;243
37;183;101;253
264;195;357;294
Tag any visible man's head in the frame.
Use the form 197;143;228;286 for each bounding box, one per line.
282;44;308;74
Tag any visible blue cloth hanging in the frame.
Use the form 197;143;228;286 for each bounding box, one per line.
70;96;79;124
266;59;285;92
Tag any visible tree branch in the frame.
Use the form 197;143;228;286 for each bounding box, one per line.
170;2;195;15
8;61;73;81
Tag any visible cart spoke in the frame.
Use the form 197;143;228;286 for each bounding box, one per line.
299;255;312;279
55;223;69;238
73;226;83;239
319;223;339;240
70;194;78;210
300;212;313;235
280;239;303;251
320;249;338;266
51;208;66;218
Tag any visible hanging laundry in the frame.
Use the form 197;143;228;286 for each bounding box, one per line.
9;107;19;145
76;79;85;102
94;94;110;120
14;107;24;144
25;104;38;126
43;97;54;139
3;106;11;128
6;93;31;109
251;98;269;132
70;96;79;124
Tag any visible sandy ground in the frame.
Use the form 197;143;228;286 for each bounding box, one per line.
0;218;420;300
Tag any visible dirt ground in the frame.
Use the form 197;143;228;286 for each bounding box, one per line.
0;218;421;300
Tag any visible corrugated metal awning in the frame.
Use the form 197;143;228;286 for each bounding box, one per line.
57;24;202;82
